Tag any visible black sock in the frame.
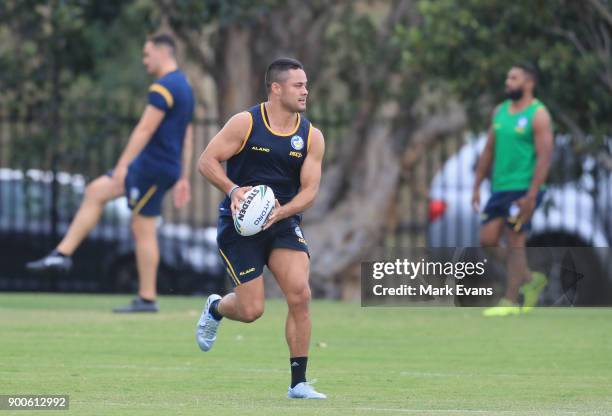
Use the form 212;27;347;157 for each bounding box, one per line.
139;296;155;304
52;249;67;258
290;356;308;388
209;299;223;321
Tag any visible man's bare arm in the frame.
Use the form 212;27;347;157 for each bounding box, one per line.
263;127;325;229
198;112;252;196
173;123;194;208
514;107;553;225
526;108;553;199
116;105;166;169
180;123;193;179
283;128;325;216
474;128;495;190
472;106;499;211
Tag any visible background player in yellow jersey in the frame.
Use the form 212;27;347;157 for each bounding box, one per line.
472;63;554;316
196;58;326;399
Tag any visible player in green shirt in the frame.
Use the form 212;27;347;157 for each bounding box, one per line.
472;64;553;316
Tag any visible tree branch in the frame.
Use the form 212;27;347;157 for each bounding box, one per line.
588;0;612;27
154;0;217;75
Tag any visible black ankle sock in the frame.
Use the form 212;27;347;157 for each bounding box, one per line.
209;299;223;321
52;250;67;258
139;296;155;304
290;356;308;388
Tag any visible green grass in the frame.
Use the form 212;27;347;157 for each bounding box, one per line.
1;294;611;415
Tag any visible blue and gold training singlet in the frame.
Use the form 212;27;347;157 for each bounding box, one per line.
132;69;195;180
219;103;313;217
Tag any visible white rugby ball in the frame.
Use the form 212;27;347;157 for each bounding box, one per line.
233;185;275;236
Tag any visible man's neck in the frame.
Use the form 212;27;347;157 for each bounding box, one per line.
156;62;178;79
509;94;534;113
264;101;298;133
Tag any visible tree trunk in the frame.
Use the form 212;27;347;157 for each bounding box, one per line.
305;117;402;297
216;26;256;121
159;0;471;299
303;99;466;298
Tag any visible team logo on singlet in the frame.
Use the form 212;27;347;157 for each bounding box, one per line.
290;135;304;151
515;116;528;133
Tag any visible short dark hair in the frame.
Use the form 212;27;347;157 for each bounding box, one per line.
149;33;176;55
513;62;538;85
265;58;304;93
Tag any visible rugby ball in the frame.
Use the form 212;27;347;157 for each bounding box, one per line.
233;185;275;236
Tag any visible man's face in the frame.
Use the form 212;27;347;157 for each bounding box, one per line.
276;69;308;113
504;67;531;101
142;41;162;75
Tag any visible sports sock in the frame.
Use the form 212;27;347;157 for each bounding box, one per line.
209;299;223;321
52;249;67;257
290;356;308;388
139;296;155;304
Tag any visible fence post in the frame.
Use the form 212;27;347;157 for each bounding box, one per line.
49;1;62;245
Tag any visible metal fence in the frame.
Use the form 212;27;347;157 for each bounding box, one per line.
1;108;611;295
417;134;612;248
0;108;350;294
379;132;612;306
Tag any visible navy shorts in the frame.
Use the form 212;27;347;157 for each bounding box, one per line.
216;215;309;286
107;167;177;217
482;190;544;232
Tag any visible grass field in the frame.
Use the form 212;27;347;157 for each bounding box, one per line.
1;294;611;415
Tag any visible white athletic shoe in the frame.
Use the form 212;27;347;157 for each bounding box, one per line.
195;294;222;352
287;381;327;399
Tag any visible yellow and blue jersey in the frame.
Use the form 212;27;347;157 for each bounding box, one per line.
132;69;194;180
219;103;313;217
216;103;313;284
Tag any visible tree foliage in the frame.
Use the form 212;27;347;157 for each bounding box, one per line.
2;0;610;296
0;0;134;114
400;0;612;142
0;0;158;166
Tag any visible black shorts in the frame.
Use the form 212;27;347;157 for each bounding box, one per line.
107;167;177;216
216;215;309;286
481;190;544;232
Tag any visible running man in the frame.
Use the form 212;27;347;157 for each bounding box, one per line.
472;63;553;316
27;34;194;313
195;58;326;399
